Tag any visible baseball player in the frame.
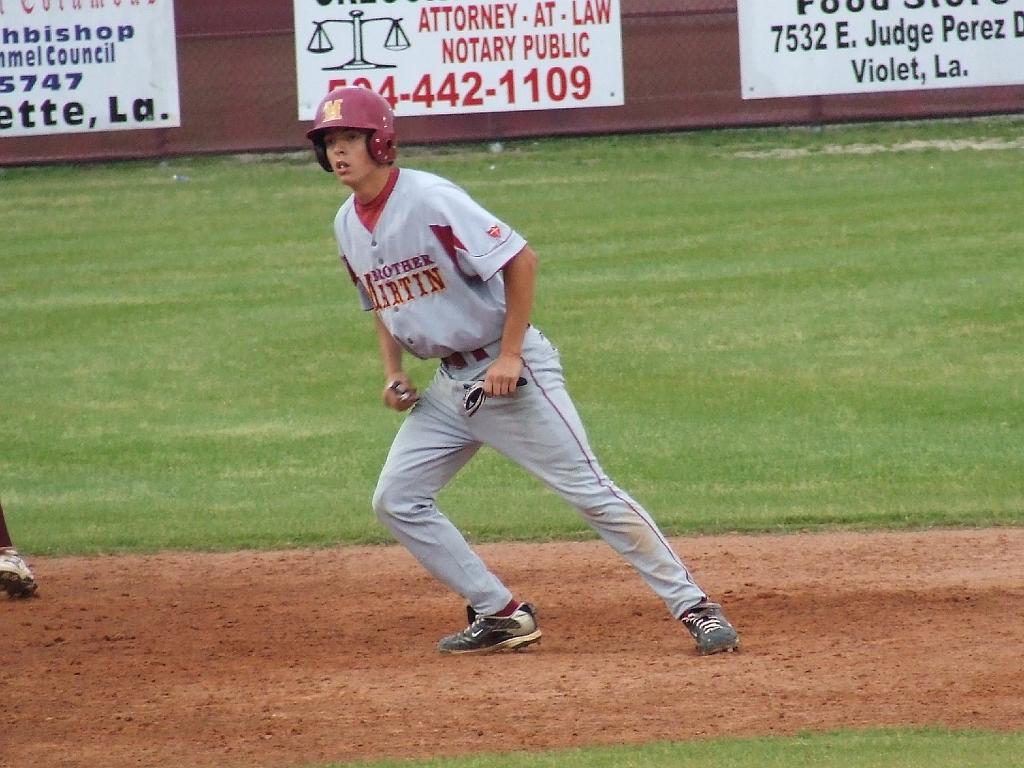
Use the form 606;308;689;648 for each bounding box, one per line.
308;86;739;656
0;500;37;599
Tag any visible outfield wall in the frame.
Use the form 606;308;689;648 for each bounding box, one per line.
2;0;1022;167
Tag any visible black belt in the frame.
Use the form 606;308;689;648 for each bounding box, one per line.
442;348;489;369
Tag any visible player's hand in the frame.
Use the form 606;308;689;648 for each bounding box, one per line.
382;374;419;411
483;354;524;397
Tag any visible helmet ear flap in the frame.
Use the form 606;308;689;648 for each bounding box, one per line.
367;131;396;164
313;138;332;172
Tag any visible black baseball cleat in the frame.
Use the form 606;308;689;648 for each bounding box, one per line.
680;599;739;655
437;602;542;655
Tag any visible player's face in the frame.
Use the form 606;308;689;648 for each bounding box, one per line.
323;128;381;190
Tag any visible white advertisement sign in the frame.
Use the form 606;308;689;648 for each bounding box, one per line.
0;0;179;139
294;0;623;119
738;0;1024;99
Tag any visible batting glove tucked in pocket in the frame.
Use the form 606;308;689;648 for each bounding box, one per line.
463;377;527;417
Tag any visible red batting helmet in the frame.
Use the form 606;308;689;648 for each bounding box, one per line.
306;86;397;171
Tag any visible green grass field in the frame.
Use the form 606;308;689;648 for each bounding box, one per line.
4;117;1021;555
336;729;1023;768
2;117;1022;766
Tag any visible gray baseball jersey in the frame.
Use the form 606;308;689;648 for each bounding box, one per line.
337;167;708;619
337;168;524;360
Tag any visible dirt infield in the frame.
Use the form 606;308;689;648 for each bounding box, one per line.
5;528;1022;768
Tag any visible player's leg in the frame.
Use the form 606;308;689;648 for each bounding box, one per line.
475;385;706;616
0;500;38;599
470;330;734;645
375;373;541;653
372;371;514;617
475;380;737;652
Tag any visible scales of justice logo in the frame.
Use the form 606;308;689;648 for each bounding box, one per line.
306;10;411;70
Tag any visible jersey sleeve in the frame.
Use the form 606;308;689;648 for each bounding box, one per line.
427;180;528;281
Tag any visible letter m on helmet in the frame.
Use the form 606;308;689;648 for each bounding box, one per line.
321;97;344;123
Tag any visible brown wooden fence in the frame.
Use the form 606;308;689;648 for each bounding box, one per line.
2;0;1022;167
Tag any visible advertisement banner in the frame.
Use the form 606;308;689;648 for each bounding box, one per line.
0;0;179;139
294;0;624;119
738;0;1024;99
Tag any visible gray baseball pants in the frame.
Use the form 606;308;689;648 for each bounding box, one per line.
372;326;708;618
